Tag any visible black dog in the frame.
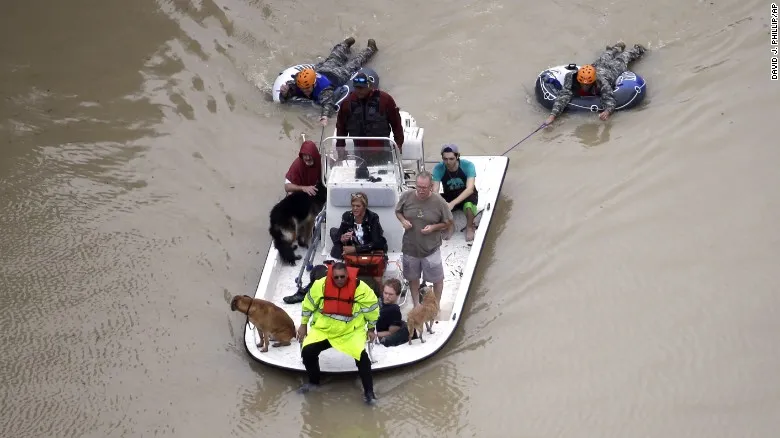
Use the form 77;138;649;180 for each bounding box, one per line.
268;188;326;265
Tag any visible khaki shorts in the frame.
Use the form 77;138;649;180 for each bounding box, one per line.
402;248;444;284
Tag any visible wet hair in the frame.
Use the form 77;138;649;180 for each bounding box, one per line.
332;262;347;272
383;278;402;295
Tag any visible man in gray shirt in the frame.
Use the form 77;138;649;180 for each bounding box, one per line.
395;171;454;308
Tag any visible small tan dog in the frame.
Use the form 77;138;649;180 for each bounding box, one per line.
230;295;296;352
406;287;439;344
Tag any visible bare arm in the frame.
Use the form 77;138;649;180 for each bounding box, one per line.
428;220;452;232
437;196;455;230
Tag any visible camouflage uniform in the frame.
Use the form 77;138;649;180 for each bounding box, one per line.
315;41;377;86
550;43;646;117
283;41;378;118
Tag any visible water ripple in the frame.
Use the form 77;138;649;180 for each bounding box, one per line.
0;217;174;436
3;0;780;437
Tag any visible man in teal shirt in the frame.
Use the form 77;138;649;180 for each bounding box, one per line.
431;144;478;243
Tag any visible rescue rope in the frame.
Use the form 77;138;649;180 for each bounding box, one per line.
500;122;547;156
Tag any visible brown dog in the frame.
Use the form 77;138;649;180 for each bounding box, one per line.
230;295;296;352
406;287;439;344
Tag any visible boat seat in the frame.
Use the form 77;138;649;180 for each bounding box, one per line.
329;186;398;208
400;125;424;185
400;127;423;162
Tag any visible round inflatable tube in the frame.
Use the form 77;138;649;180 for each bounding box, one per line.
271;64;380;110
535;64;646;113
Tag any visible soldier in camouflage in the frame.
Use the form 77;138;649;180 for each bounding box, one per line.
545;42;647;125
317;38;378;87
280;38;379;127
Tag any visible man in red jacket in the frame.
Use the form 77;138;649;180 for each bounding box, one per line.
335;73;404;165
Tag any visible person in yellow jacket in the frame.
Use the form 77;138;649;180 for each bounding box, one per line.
296;262;380;404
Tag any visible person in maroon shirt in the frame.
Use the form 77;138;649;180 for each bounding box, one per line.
284;140;324;196
335;73;404;165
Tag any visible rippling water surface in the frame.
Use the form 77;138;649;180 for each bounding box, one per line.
1;0;778;436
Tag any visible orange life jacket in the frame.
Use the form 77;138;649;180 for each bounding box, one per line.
322;265;360;317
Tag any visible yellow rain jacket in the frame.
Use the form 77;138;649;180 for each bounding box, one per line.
301;267;379;360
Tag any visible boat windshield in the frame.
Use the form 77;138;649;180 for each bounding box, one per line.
320;139;404;188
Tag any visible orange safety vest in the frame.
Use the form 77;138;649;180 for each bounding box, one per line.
322;265;360;317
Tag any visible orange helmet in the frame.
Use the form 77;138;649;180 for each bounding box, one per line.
576;65;597;85
296;68;317;89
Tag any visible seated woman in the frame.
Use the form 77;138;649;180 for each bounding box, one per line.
330;192;387;257
376;279;410;347
329;192;388;283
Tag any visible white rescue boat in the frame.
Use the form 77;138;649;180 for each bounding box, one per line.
242;111;509;373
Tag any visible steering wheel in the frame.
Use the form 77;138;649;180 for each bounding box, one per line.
341;154;367;167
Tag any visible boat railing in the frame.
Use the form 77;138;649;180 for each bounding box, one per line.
293;206;327;292
319;136;405;189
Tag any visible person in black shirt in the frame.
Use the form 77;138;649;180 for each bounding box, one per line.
376;279;410;347
329;192;388;260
